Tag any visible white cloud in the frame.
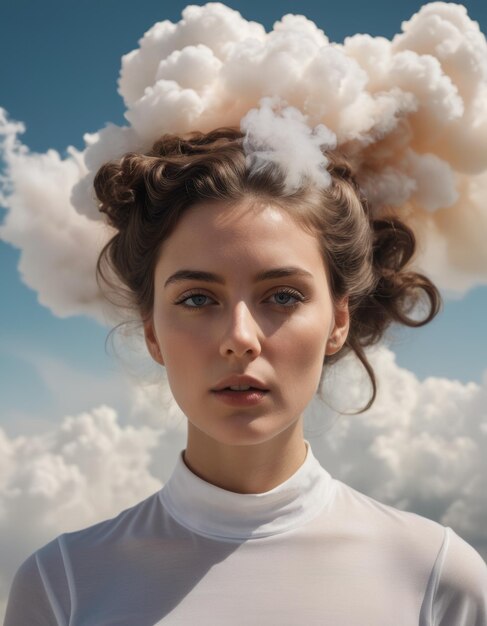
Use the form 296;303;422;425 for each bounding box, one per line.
0;404;169;618
0;109;109;324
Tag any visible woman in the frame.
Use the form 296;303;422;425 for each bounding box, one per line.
5;127;487;625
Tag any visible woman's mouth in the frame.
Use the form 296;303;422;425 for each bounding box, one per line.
211;387;269;406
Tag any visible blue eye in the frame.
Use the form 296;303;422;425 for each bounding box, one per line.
177;293;215;308
269;289;303;306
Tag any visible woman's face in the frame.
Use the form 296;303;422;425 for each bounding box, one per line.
144;198;349;447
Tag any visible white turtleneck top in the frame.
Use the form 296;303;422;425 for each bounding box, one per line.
5;440;487;625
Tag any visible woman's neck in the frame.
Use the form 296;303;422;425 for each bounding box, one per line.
183;421;307;494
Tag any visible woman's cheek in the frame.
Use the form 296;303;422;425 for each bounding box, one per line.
160;314;205;348
285;318;327;363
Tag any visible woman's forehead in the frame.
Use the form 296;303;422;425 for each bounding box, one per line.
169;198;312;241
157;205;326;284
165;202;314;248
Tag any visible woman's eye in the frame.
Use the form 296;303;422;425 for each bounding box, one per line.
175;292;215;308
268;289;304;307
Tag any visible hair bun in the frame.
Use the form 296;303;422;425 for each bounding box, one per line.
95;129;246;232
94;153;148;231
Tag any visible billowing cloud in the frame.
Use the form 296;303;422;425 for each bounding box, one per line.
0;110;109;324
0;405;167;617
1;2;487;327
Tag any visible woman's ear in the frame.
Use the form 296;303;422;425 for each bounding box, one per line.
143;318;164;366
326;295;350;356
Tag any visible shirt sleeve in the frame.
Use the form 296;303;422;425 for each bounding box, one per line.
4;544;69;626
432;526;487;626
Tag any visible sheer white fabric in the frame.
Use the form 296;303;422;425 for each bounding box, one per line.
5;440;487;625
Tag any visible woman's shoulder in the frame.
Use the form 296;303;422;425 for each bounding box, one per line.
4;536;69;625
331;476;449;545
5;488;164;624
425;526;487;624
59;487;164;552
13;488;163;585
330;478;484;571
330;478;487;622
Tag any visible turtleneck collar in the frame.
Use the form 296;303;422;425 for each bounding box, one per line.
158;439;336;541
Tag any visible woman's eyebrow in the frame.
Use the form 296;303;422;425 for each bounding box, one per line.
164;266;313;288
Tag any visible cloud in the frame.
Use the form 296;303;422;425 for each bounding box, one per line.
0;405;166;618
1;2;487;330
0;108;109;324
240;95;337;193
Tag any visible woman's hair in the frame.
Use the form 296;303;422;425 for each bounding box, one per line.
94;127;442;414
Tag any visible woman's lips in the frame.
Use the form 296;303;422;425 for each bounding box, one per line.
211;388;269;406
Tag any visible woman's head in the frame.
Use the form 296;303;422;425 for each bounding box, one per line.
94;127;442;419
134;195;349;448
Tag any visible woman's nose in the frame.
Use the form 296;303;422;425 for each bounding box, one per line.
219;301;262;359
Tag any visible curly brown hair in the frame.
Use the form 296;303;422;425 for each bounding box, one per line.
94;126;442;414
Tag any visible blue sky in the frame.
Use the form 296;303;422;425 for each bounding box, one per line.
1;0;486;439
